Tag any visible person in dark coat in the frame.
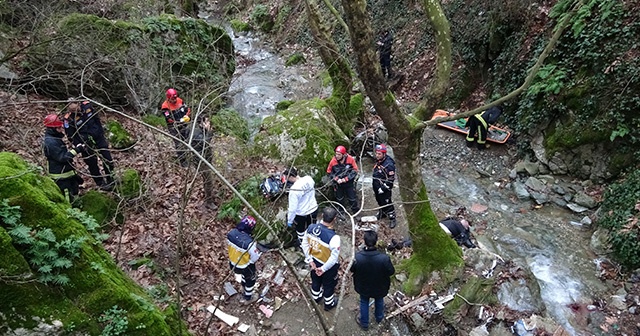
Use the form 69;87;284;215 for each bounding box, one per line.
64;101;115;190
439;218;476;248
372;144;397;228
43;114;84;201
465;105;503;150
350;230;395;331
377;29;394;79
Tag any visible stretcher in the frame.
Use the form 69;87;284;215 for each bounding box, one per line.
431;109;510;144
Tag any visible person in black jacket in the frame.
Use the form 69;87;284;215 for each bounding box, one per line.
465;105;503;150
64;101;115;190
351;230;395;331
377;29;394;79
439;218;476;248
372;144;397;228
43;114;84;201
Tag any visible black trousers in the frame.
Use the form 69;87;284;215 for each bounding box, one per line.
81;134;114;186
168;124;190;163
334;181;359;213
466;115;488;149
55;176;80;202
374;188;395;219
293;210;318;244
380;53;392;78
311;263;339;307
230;263;257;298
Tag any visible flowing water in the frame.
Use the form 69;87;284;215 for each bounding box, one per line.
219;24;609;335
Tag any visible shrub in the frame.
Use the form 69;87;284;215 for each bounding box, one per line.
210;108;250;141
230;19;250;33
106;120;135;149
276;100;295;111
597;169;640;270
141;114;166;128
250;4;274;33
119;169;143;200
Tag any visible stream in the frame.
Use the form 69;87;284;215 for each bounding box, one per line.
221;27;610;336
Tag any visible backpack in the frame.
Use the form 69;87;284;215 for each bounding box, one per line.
260;175;284;199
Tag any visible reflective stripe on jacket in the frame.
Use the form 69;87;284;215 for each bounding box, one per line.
227;228;261;269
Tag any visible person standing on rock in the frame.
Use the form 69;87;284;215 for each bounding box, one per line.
161;88;192;166
376;29;394;79
351;230;395;331
227;215;262;304
465;105;503;150
283;167;318;246
326;145;360;215
301;207;341;311
372;144;397;228
43;114;85;201
64;101;115;191
439;217;476;248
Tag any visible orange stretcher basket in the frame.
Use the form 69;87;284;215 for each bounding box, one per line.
431;109;510;144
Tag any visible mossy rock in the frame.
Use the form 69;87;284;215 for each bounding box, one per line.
27;13;235;113
230;19;251;33
443;276;497;325
107;120;135;149
0;152;189;335
217;175;267;221
119;168;144;200
252;99;348;182
210;108;250;142
276;100;295;111
250;4;274;33
285;52;306;66
76;190;120;227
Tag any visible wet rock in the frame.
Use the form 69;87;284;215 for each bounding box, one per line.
537;175;555;184
529;191;549;205
469;325;489;336
630;269;640;283
567;203;589;213
523;162;540;176
464;248;498;273
514;161;528;174
552;185;566;195
395;273;407;282
509;168;518;179
547;152;569;175
475;166;492;177
550;196;567;208
488;324;513;336
410;312;425;329
609;294;627;311
580;216;592;226
513;182;530;199
590;229;612;255
563;193;573;202
497;279;545;313
629;306;637;314
573;192;597;209
525;177;546;192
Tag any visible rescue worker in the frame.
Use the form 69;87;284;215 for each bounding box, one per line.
161;88;192;165
326;145;360;214
372;144;397;228
227;215;262;304
283;167;318;246
439;217;476;248
64;101;115;191
376;29;394;79
465;105;503;150
351;230;395;331
301;207;341;311
43;114;84;201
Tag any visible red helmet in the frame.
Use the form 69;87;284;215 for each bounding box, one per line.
335;145;347;155
166;88;178;99
375;144;387;153
43;114;63;128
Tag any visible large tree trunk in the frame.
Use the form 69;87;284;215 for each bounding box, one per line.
340;0;462;292
414;0;452;121
303;0;354;134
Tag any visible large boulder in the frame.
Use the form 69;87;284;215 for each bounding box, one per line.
0;152;188;335
253;99;349;181
22;13;234;113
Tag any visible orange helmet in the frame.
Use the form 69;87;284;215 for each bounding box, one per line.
43;114;63;128
166;88;178;99
335;145;347;155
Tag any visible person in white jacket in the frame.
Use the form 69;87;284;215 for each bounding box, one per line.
283;167;318;246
